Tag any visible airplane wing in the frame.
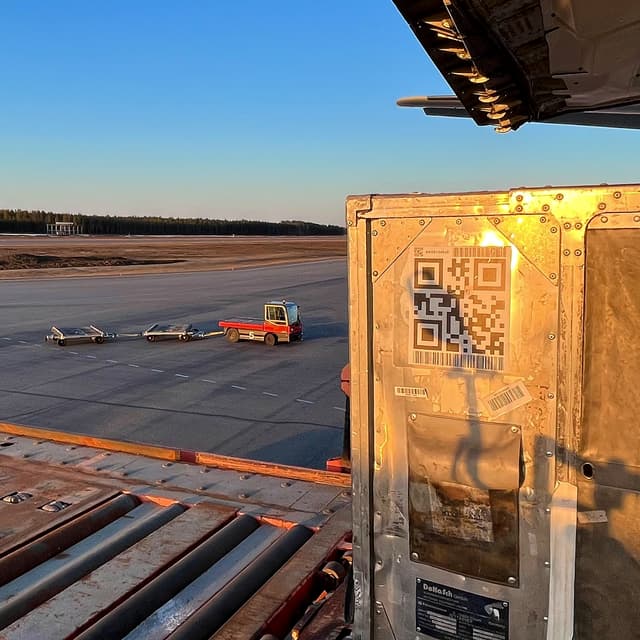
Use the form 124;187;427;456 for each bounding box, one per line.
392;0;640;131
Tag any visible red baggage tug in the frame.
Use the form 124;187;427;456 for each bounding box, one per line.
219;300;303;346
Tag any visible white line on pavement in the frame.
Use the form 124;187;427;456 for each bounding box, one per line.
296;399;314;404
231;385;246;390
151;369;164;373
333;406;346;412
175;374;189;378
262;391;279;397
128;364;140;368
201;379;217;383
86;355;97;359
106;360;118;364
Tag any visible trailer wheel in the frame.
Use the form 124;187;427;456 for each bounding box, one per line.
264;333;277;347
57;339;66;347
94;336;104;344
226;328;240;343
146;335;156;342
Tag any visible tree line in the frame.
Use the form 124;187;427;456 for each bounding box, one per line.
0;209;345;236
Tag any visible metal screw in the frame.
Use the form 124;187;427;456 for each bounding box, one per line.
348;220;353;226
550;226;558;233
411;552;419;561
511;426;519;433
372;229;378;236
563;222;571;229
200;467;210;473
341;490;351;498
575;222;583;229
563;249;570;256
634;215;640;222
372;270;378;277
493;217;501;224
598;202;606;211
548;333;556;340
549;273;557;280
380;219;386;226
410;413;417;421
515;205;523;213
545;507;551;513
419;219;425;226
507;576;517;585
539;216;547;223
162;462;172;467
240;474;250;480
546;450;554;457
516;194;523;202
547;392;555;399
542;204;550;212
280;481;291;487
555;193;564;200
417;627;422;632
456;218;462;225
544;616;549;622
600;216;608;223
417;578;421;584
574;249;582;256
544;561;551;567
614;191;622;199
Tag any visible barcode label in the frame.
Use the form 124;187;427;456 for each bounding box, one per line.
395;386;429;398
483;380;532;417
411;350;504;372
453;246;508;258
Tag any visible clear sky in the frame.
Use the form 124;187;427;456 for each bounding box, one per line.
1;1;639;226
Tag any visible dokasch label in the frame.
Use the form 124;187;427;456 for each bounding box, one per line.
416;578;509;639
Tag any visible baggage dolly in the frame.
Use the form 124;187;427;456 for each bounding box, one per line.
45;325;115;347
143;323;201;342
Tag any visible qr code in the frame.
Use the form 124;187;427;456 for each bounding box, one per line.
411;246;510;371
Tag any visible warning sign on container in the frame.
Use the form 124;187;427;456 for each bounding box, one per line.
415;578;509;639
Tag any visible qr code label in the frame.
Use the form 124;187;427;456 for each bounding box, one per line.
411;246;511;371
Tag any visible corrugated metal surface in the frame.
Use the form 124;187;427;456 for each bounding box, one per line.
0;427;351;640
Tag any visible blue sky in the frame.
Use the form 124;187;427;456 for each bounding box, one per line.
1;1;639;226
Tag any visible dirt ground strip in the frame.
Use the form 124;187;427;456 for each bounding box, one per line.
0;235;347;279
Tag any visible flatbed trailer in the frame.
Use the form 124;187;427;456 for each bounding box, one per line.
0;421;352;640
45;325;115;347
143;323;202;342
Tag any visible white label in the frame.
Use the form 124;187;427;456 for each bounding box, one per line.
483;380;532;417
394;386;428;398
577;510;608;524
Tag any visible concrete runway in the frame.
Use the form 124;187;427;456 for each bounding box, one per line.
0;260;348;469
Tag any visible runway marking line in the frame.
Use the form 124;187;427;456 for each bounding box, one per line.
262;391;279;397
201;379;217;384
2;337;11;340
333;406;346;412
18;340;28;344
175;374;189;378
296;399;314;405
86;355;97;359
106;360;119;364
128;364;140;368
151;369;164;373
231;385;246;390
70;351;79;355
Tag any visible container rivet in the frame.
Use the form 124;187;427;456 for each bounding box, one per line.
563;222;571;229
614;191;622;199
547;393;555;399
456;218;462;225
380;220;386;226
574;249;582;256
544;561;551;567
515;205;523;213
549;273;557;280
546;450;554;457
507;576;517;585
600;215;608;223
516;194;523;202
372;229;378;236
575;222;583;229
511;426;519;433
563;249;570;256
372;270;379;277
539;216;547;223
555;193;564;200
410;413;417;421
419;219;426;226
411;552;419;561
548;333;556;340
542;204;550;212
550;226;558;233
634;216;640;223
598;203;607;211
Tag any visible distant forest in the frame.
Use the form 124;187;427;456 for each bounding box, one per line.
0;209;345;236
